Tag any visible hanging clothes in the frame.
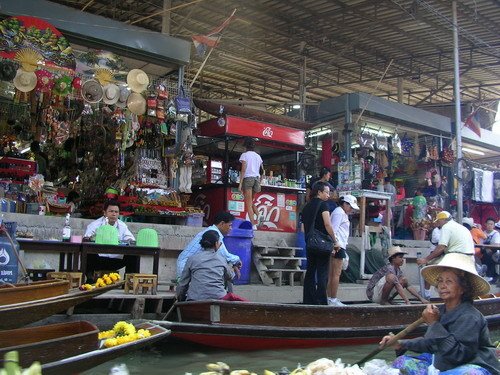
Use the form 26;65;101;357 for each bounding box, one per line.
481;170;494;203
473;168;483;202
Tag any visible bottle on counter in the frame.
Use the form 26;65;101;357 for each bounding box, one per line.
62;213;71;242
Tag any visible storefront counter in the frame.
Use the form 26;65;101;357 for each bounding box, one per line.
18;239;81;271
192;184;305;233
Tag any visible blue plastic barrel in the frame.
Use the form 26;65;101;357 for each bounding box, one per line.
0;222;19;283
223;219;254;285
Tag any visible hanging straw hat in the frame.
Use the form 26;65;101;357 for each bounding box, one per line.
81;79;103;103
126;92;146;115
127;69;149;93
102;83;120;105
387;245;408;260
13;69;37;92
421;253;490;297
116;86;130;108
0;60;17;81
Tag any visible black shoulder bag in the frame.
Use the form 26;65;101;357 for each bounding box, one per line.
306;200;334;255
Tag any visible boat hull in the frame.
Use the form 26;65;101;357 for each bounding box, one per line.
0;280;70;305
0;281;124;330
40;322;169;375
0;321;99;367
162;296;500;350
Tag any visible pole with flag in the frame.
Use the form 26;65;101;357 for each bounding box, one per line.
190;9;237;88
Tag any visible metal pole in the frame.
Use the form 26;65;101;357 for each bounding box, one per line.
299;55;306;121
452;1;463;221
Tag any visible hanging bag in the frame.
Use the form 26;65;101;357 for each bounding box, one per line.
175;86;191;114
306;200;334;255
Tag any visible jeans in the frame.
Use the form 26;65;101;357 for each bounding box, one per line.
303;250;331;305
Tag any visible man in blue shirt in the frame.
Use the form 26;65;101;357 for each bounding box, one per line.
176;211;242;280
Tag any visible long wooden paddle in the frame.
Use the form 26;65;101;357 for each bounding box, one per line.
161;297;178;320
355;317;425;365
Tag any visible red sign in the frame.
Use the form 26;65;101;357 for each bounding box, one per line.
199;116;305;148
190;186;298;233
226;188;297;233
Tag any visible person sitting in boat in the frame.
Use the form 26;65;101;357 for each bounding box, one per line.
176;211;241;281
380;253;499;375
83;200;137;281
366;246;428;305
176;230;247;302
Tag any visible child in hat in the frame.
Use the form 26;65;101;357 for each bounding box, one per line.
366;246;428;305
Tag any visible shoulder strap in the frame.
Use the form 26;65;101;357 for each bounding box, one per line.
308;199;322;237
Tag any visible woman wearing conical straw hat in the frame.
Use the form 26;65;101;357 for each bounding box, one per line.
380;253;498;374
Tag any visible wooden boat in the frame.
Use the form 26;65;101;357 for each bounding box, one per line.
0;320;169;375
0;281;124;330
159;293;500;350
194;98;314;130
0;279;70;305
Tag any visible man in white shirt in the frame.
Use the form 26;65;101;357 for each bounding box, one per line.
482;218;500;283
83;200;136;280
238;137;264;230
417;211;474;266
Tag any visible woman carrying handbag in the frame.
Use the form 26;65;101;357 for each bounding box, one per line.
301;181;340;305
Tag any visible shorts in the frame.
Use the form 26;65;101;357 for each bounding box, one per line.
333;247;347;259
372;277;387;304
242;177;261;193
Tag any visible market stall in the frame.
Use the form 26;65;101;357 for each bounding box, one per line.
0;10;200;224
191;111;308;233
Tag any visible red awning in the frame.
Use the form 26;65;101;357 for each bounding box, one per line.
199;115;305;150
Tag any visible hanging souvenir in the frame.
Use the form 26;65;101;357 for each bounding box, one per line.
401;134;413;155
429;143;439;160
166;100;177;119
375;133;388;151
35;69;54;93
358;132;375;150
441;146;454;164
13;69;37;92
102;83;120;105
391;133;402;155
157;83;169;100
0;59;17;82
127;69;149;93
175;86;191;114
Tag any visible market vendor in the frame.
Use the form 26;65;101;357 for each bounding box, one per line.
83;200;135;242
83;200;136;281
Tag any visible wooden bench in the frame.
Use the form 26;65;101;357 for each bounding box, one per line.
264;268;306;287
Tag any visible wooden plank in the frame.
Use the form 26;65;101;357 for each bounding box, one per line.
259;256;306;261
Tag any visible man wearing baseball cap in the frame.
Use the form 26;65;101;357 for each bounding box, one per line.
417;211;474;266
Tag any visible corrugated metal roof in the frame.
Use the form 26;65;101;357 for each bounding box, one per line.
44;0;500;109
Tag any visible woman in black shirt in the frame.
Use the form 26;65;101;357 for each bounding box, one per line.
301;181;339;305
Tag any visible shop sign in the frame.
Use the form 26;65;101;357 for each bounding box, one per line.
198;117;305;147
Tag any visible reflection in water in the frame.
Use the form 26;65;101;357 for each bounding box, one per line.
82;330;500;375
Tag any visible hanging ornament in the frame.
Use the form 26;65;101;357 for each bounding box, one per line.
401;135;414;154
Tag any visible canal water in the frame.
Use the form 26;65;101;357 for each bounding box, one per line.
83;332;500;374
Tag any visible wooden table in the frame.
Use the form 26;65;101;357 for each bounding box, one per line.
17;239;81;271
80;243;160;276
